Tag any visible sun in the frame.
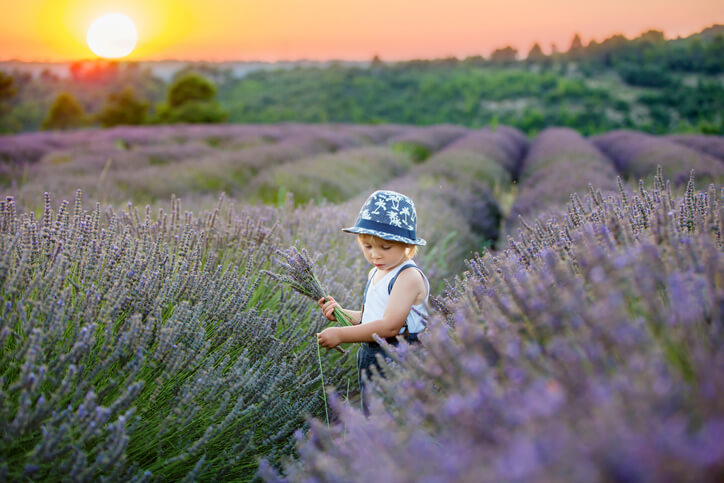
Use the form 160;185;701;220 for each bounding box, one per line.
86;13;138;59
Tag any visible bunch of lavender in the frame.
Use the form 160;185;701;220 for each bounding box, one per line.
265;246;354;330
267;172;724;482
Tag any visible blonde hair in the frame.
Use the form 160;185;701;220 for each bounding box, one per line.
357;233;419;258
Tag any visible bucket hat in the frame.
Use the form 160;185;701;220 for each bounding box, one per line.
342;190;426;246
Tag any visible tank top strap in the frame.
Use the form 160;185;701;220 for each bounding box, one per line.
387;262;420;294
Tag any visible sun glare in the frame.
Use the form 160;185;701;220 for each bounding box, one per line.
86;13;138;59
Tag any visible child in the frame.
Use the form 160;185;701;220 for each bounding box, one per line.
317;190;429;414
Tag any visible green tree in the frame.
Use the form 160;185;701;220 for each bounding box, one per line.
96;86;149;127
0;71;16;104
490;46;518;63
155;73;228;123
167;73;216;107
0;72;18;133
526;43;547;62
704;34;724;73
41;92;86;130
568;33;584;59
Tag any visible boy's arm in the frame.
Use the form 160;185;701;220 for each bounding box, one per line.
318;269;425;347
338;308;362;325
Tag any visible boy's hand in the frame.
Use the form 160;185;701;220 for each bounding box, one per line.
318;296;339;321
317;327;343;349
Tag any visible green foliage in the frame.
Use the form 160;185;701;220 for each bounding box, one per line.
156;73;228;123
490;46;518;63
41;92;86;130
154;100;229;124
212;27;723;136
526;43;546;62
96;86;149;127
392;142;431;162
615;62;672;87
223;66;613;133
0;72;19;133
638;79;724;134
167;73;217;108
0;71;17;110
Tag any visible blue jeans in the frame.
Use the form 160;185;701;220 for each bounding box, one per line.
356;333;420;415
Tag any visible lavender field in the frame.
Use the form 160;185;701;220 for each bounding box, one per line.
0;124;723;481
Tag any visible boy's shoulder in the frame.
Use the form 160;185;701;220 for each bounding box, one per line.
393;263;427;289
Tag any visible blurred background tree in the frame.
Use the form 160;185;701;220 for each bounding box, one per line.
567;33;584;60
95;86;149;127
0;72;19;133
526;43;546;62
490;46;518;63
154;73;228;123
41;92;86;130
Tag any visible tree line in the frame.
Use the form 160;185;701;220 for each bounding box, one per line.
0;25;722;135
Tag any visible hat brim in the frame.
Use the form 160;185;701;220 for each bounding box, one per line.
342;227;426;246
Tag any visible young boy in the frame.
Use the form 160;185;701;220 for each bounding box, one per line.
317;190;429;414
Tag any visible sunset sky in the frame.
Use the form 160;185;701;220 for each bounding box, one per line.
2;0;723;62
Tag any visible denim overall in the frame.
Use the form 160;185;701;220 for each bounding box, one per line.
357;262;427;415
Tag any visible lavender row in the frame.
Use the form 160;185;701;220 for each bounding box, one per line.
0;190;359;480
438;125;529;177
505;127;620;238
245;146;414;205
11;129;370;207
0;123;408;165
386;124;471;161
273;172;724;483
590;129;724;188
668;133;724;162
409;127;528;241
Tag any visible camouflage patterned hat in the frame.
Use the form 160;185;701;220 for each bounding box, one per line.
342;190;426;246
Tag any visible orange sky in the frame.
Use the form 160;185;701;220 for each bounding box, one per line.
2;0;723;62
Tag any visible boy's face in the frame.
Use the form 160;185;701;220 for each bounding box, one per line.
357;236;409;271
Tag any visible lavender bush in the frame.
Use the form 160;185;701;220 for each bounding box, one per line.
0;181;482;480
668;134;724;162
246;147;414;205
591;130;724;187
0;190;360;480
269;171;724;482
387;124;471;161
439;127;529;178
506;127;620;238
409;127;529;243
14;128;354;206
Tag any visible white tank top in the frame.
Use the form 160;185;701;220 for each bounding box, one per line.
360;260;429;334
